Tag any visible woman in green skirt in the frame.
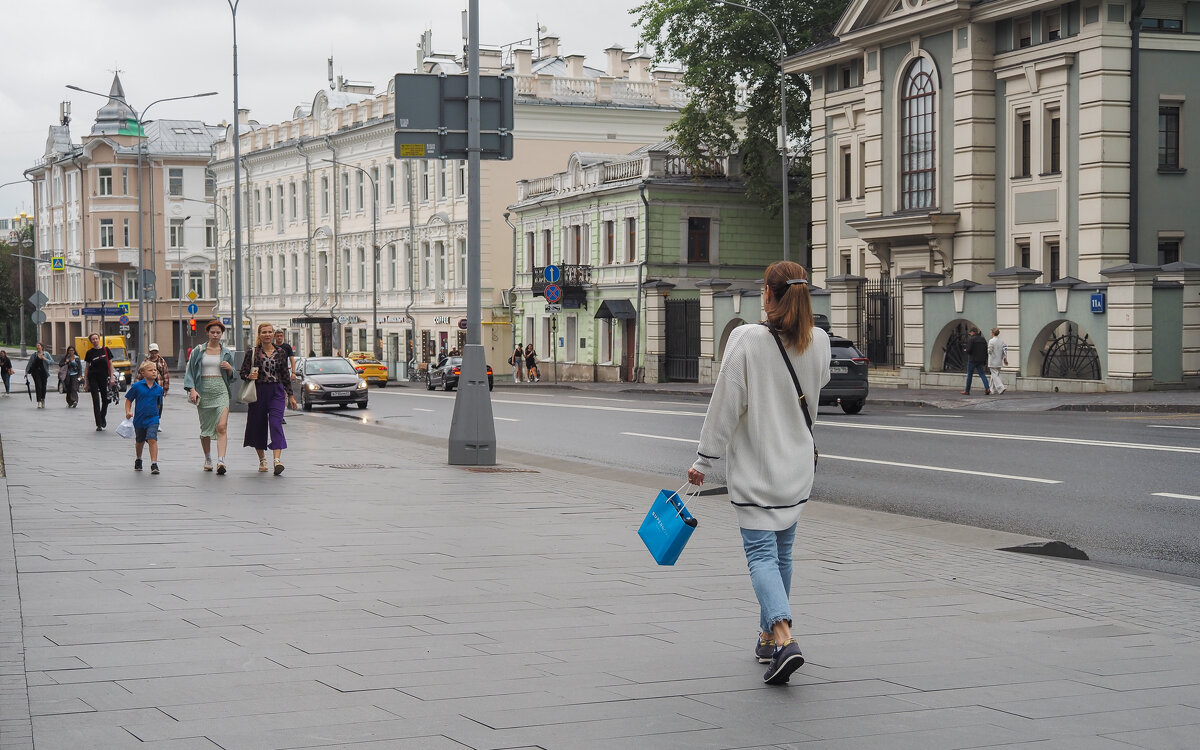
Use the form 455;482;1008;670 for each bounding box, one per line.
183;320;236;474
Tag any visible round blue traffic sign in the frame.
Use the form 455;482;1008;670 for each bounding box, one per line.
543;265;561;284
187;303;199;315
544;284;563;303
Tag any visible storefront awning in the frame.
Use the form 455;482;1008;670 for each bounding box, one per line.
594;299;636;320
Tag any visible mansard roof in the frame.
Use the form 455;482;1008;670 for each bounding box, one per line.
89;73;138;136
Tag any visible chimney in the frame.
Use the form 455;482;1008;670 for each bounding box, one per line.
564;53;585;78
513;46;533;75
479;46;503;73
605;45;626;77
538;33;560;59
627;51;652;82
237;108;250;126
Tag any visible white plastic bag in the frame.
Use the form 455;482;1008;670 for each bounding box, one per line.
115;418;135;439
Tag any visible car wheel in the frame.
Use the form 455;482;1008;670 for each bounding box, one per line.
379;381;387;388
841;399;865;415
426;379;435;391
303;398;313;412
357;400;368;409
444;382;453;391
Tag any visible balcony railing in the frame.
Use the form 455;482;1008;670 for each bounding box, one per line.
531;264;591;296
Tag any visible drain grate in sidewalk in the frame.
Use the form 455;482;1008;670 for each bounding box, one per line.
325;463;393;470
463;467;539;473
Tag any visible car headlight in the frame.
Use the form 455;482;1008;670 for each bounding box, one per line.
306;382;320;391
357;379;368;389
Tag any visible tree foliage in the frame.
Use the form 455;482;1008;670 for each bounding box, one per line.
634;0;848;213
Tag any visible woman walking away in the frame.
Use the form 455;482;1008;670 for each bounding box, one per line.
510;343;525;383
26;342;53;408
184;320;236;474
240;322;298;475
60;346;82;407
1;350;15;396
524;343;539;382
686;261;830;686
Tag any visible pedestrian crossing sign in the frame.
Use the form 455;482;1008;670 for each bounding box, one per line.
51;257;65;271
118;302;130;315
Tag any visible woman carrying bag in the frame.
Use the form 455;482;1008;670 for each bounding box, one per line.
240;322;297;475
686;261;830;686
59;346;83;407
26;342;53;409
184;320;236;474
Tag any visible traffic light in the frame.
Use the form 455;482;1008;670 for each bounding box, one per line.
189;318;197;332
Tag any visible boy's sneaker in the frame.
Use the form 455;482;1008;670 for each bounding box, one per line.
203;458;213;472
763;639;805;685
754;635;776;664
150;464;160;475
134;459;143;471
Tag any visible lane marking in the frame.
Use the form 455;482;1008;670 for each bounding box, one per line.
620;432;1062;484
413;408;434;412
1148;425;1200;431
902;414;964;419
495;417;520;422
822;421;1200;455
1152;492;1200;501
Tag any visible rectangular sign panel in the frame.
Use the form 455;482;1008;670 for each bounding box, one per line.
393;72;514;161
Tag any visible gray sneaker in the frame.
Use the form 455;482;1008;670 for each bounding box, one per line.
754;635;775;664
763;640;804;685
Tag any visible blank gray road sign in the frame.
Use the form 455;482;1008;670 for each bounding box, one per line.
393;72;514;161
29;290;48;308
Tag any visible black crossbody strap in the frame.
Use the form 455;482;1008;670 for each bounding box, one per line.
763;324;814;436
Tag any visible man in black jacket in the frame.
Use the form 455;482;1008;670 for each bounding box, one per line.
961;327;991;395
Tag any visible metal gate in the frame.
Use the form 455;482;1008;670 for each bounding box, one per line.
857;277;903;368
664;299;700;382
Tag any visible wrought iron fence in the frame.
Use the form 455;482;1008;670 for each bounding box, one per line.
856;277;903;368
531;265;592;296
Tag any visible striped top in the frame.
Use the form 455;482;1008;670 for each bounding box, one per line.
691;323;831;531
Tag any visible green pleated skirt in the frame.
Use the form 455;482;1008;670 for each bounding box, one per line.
197;376;230;438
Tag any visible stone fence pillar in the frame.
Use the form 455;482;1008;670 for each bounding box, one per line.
1159;262;1200;380
989;267;1043;377
697;278;731;384
642;281;674;384
1099;263;1159;391
824;274;866;344
896;270;944;373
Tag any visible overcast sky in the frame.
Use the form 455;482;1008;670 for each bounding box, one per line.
0;0;652;217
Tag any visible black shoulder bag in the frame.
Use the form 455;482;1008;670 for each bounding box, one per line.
763;324;817;467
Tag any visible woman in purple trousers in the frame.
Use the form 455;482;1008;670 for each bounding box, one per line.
241;322;298;475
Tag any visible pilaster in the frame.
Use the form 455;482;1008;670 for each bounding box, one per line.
989;266;1043;376
696;278;731;384
1099;263;1158;391
1159;262;1200;379
825;274;866;344
897;270;944;372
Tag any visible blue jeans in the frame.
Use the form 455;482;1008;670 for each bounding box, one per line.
965;361;990;393
740;524;796;634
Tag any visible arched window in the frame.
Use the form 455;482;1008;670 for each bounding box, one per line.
900;57;936;210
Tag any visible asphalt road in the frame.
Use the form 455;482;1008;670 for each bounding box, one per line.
311;383;1200;579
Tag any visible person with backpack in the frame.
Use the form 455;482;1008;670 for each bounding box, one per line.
685;260;831;686
83;332;116;430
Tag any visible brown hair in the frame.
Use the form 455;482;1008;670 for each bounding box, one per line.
763;261;815;353
256;322;274;335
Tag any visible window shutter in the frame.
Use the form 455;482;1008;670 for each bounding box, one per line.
1144;0;1183;20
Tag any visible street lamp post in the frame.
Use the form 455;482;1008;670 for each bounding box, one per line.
226;0;247;353
323;160;379;359
65;84;218;363
709;0;789;261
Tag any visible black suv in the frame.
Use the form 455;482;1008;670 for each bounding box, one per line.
819;335;870;414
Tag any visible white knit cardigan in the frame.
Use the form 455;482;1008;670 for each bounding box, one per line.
691;323;831;531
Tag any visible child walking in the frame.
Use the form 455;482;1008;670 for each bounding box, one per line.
126;360;165;474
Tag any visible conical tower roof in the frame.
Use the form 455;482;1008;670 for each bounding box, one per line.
90;73;138;135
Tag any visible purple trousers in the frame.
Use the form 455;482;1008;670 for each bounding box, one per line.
243;381;288;450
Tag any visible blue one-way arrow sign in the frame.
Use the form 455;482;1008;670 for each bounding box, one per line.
543;265;561;284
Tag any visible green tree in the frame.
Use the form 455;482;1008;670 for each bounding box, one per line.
0;226;35;344
634;0;847;213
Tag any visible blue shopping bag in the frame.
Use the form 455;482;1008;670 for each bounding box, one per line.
638;483;699;566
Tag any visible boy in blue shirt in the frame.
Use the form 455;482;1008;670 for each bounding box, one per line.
125;360;165;474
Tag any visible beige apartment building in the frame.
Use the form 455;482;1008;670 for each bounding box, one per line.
26;74;224;362
209;32;685;374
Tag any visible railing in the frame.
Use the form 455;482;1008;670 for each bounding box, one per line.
522;176;556;198
513;76;536;97
601;160;645;183
664;156;724;178
612;80;654;101
531;264;592;296
550;77;595;99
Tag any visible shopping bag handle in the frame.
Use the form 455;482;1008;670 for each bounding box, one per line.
670;482;700;527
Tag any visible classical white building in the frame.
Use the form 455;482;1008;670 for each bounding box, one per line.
26;74;223;360
210;32;686;374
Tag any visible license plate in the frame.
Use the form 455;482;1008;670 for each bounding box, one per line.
330;391;351;397
830;366;848;374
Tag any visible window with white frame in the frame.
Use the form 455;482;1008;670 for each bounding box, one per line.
357;247;366;291
290;182;297;220
599;319;613;363
840;144;853;200
169;219;184;248
205;173;216;197
205;219;216;248
169;168;184;197
456;238;466;287
438;163;447;200
603;220;614;264
356;171;365;212
125;271;139;301
98;168;113;196
99;218;114;248
277;187;284;227
279;254;287;293
422;242;432;288
265;187;273;221
420;161;430;201
267;256;275;293
626;217;637;262
171;270;182;299
525;231;535;271
388;245;397;289
342;172;350;213
189;270;205;297
118;169;126;196
371;166;380;207
456;161;466;197
437;242;447;290
123;219;130;247
100;275;116;300
1016;238;1031;268
341;248;351;292
542;228;552;267
386;163;396;206
254;189;262;223
565;315;577;362
321;176;330;215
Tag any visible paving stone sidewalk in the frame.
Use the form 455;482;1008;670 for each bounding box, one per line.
2;402;1199;749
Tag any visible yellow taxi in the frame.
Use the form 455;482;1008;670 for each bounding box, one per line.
346;352;388;386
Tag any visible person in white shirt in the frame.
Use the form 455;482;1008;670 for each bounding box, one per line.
687;260;831;686
987;327;1009;394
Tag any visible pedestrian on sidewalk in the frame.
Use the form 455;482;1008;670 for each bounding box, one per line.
0;350;12;395
125;360;164;474
686;260;831;686
59;347;82;408
524;343;539;382
240;322;298;475
987;327;1009;394
26;342;53;409
509;343;525;383
83;332;116;430
961;327;991;395
183;320;235;474
146;344;170;418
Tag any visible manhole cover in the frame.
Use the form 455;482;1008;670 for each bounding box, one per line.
326;463;391;470
463;467;540;473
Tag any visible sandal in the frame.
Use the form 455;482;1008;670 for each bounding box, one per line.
258;458;269;472
273;459;285;476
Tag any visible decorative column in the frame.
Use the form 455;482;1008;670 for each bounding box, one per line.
1159;261;1200;380
824;274;865;344
1099;263;1158;391
696;278;731;384
896;270;944;376
643;280;674;384
989;267;1043;377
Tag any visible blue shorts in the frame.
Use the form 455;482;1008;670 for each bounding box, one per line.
134;423;160;443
